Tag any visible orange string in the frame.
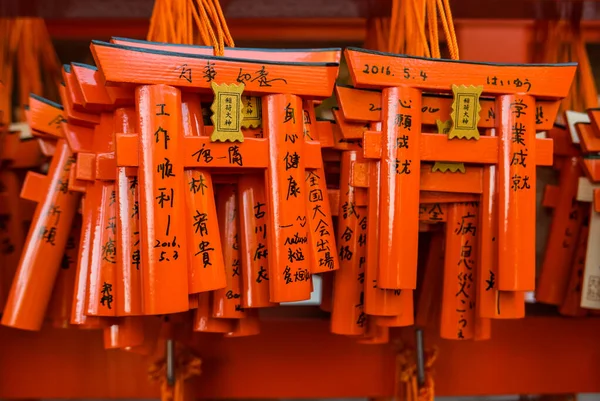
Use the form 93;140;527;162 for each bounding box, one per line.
147;0;234;54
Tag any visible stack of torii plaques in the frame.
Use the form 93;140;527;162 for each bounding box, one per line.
555;109;600;314
329;48;575;340
535;122;589;317
1;37;345;344
0;38;578;344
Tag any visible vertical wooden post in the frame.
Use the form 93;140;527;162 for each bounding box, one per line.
181;93;227;294
364;159;403;316
497;95;536;291
238;175;276;308
331;151;366;335
378;87;421;290
213;184;246;319
478;129;524;319
114;107;143;316
86;113;118;317
70;194;101;327
2;139;80;330
263;94;312;302
136;84;188;314
47;220;80;328
441;202;479;340
559;204;589;317
303;101;339;274
537;157;583;304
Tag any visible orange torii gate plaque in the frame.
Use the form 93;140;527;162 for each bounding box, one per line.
334;86;556;319
343;48;576;293
2;95;81;330
91;41;340;305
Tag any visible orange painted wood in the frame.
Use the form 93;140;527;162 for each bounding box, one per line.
419;192;479;204
238;175;276;308
364;130;553;167
419;203;448;222
62;64;87;111
332;107;367;139
135;84;188;314
263;94;312;302
304;103;339;274
225;309;261;337
332;151;366;335
46;219;80;328
110;37;341;63
114;107;143;316
575;123;600;153
0;170;29;311
581;158;600;183
335;84;559;131
85;114;118;317
60;84;100;128
91;41;339;98
589;109;600;140
373;290;414;327
25;94;66;139
103;316;145;349
344;47;576;98
70;194;101;328
213;185;246;319
441;202;479;340
71;63;133;110
545;125;579;158
193;292;234;333
377;86;420;290
537;157;584;305
62;122;94;155
364;160;404;316
181;93;227;294
2;139;80;330
558;204;589;317
478;129;524;319
7;137;47;169
542;185;560;208
497;95;536;291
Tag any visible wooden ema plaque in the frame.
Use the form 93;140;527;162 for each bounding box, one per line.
0;133;46;317
87;40;341;310
334;85;562;329
537;125;586;313
343;47;575;302
572;112;600;312
2;96;82;330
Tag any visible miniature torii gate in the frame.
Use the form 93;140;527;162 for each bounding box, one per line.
536;125;585;308
573;112;600;311
334;84;562;323
343;48;576;298
2;95;81;330
336;124;494;339
0;132;46;311
91;40;341;309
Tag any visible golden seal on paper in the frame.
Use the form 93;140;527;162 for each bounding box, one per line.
210;82;245;142
449;84;483;140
